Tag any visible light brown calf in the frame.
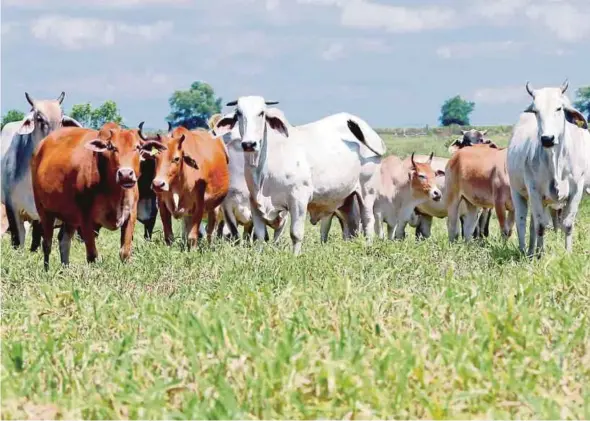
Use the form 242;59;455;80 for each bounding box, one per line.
141;126;229;249
445;144;514;242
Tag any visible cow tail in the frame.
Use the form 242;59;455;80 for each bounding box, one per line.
346;119;383;157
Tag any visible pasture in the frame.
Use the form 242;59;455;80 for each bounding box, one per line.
2;131;590;419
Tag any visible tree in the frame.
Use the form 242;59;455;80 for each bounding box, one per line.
1;109;25;129
167;81;222;129
439;95;475;126
573;86;590;120
69;100;123;129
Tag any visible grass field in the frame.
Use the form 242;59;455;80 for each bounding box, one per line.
2;133;590;419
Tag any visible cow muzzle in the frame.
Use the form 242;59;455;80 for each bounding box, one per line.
541;135;556;148
241;141;258;152
152;178;169;192
116;168;137;189
430;188;442;202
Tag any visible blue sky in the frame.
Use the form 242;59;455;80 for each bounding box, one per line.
2;0;589;129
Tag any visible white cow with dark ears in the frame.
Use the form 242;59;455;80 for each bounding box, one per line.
507;80;590;256
217;96;385;255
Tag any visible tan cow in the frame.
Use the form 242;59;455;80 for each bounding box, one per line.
445;144;514;242
372;152;444;240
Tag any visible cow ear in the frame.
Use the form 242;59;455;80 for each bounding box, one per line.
564;106;588;129
266;110;289;137
524;103;535;114
17;114;35;135
62;115;83;128
85;139;109;153
448;139;461;154
216;113;237;132
183;155;199;169
435;169;445;177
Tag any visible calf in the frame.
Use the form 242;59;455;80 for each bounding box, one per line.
445;143;514;242
31;123;142;270
508;81;589;256
141;126;229;249
372;152;444;240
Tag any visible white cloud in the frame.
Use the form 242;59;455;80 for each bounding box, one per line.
436;40;525;59
525;2;590;42
321;42;345;61
340;1;457;33
1;22;21;36
30;16;173;50
471;0;530;21
473;86;529;105
5;0;188;8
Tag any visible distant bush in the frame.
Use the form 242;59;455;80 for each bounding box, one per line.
375;125;513;139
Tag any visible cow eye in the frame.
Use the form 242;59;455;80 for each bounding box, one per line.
258;111;264;117
556;107;563;112
418;174;426;180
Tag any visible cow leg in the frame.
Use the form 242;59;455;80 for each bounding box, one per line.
143;216;157;241
320;215;333;243
462;203;479;242
5;203;26;248
506;209;515;239
416;215;433;240
206;209;217;244
373;208;384;240
30;220;42;252
482;209;492;238
40;214;56;271
288;199;307;256
529;198;547;258
446;195;462;243
272;215;287;245
243;222;253;243
79;218;99;264
550;208;560;232
187;206;205;251
57;224;76;266
159;201;174;246
359;193;376;242
511;189;528;254
120;212;137;262
561;181;585;253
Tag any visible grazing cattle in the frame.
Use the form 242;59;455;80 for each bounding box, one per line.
135;122;162;240
141;126;229;249
216;96;385;255
31;123;142;270
1;92;82;250
507;81;589;256
372;152;444;240
446;143;514;242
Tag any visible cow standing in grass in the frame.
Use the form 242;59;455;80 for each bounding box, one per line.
507;81;590;256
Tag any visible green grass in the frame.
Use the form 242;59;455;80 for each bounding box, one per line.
2;133;589;420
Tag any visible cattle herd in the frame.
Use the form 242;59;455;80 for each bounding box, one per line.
1;80;589;270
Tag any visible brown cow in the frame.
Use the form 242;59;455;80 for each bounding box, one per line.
31;123;142;270
140;126;229;249
445;143;514;242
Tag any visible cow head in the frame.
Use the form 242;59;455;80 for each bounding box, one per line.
448;129;491;154
408;152;444;202
85;123;142;189
524;80;588;148
140;126;199;193
217;96;289;164
17;92;82;137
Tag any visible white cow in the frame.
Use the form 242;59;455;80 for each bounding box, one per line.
507;81;589;256
216;96;385;255
0;92;82;249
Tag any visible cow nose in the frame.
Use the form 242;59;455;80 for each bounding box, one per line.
116;168;136;188
152;178;169;192
241;141;256;152
431;189;442;201
541;135;555;147
153;179;165;188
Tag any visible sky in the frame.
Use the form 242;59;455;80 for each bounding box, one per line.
1;0;589;129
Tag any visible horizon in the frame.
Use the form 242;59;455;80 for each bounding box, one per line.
2;0;588;130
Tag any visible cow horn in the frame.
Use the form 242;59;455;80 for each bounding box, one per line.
137;122;147;141
428;152;434;163
25;92;34;107
560;78;569;94
226;100;238;106
265;101;279;105
56;91;65;104
525;81;534;98
411;152;416;168
167;122;173;133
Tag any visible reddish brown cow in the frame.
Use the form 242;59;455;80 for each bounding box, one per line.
140;126;229;249
31;123;142;270
445;143;514;242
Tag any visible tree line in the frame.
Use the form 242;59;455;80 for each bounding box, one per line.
2;81;590;130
